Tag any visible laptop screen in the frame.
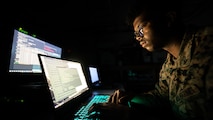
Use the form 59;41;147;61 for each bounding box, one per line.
38;54;89;109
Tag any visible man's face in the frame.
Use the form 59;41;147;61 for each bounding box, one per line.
133;15;168;52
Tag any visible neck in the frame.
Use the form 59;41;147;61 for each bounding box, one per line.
163;40;181;58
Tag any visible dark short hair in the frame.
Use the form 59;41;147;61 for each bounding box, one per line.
125;0;181;26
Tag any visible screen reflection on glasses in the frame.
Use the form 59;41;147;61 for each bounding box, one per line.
134;25;144;38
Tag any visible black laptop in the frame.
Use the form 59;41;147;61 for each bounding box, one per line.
38;54;114;120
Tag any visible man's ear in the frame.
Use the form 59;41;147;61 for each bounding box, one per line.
167;11;177;27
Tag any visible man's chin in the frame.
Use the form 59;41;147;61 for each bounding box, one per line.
144;47;154;52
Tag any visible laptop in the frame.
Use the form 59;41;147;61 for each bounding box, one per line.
37;54;114;120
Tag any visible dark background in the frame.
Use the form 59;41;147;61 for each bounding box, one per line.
1;0;212;85
0;0;213;119
1;0;212;73
0;0;166;84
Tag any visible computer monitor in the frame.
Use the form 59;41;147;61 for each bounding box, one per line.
8;29;62;73
89;66;99;83
88;66;102;87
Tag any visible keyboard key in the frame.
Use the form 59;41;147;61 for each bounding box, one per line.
74;95;110;119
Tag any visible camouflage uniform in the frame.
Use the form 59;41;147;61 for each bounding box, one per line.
145;26;213;120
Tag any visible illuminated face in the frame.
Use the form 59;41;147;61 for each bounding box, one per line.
133;15;168;52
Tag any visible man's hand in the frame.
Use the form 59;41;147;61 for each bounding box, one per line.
87;89;135;119
108;89;135;105
88;102;131;120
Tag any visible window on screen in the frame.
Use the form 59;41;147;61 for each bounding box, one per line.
9;29;62;73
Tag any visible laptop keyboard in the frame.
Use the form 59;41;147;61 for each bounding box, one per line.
74;95;110;120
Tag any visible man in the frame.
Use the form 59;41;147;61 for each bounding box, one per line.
89;0;213;119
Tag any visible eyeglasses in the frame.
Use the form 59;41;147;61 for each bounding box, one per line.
134;25;144;38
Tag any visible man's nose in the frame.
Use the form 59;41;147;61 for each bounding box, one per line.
135;36;143;41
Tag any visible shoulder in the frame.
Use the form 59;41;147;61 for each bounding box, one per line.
196;26;213;48
186;25;213;37
184;25;213;45
201;26;213;36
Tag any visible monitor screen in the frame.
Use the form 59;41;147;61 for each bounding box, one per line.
88;66;100;84
38;54;89;109
9;29;62;73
